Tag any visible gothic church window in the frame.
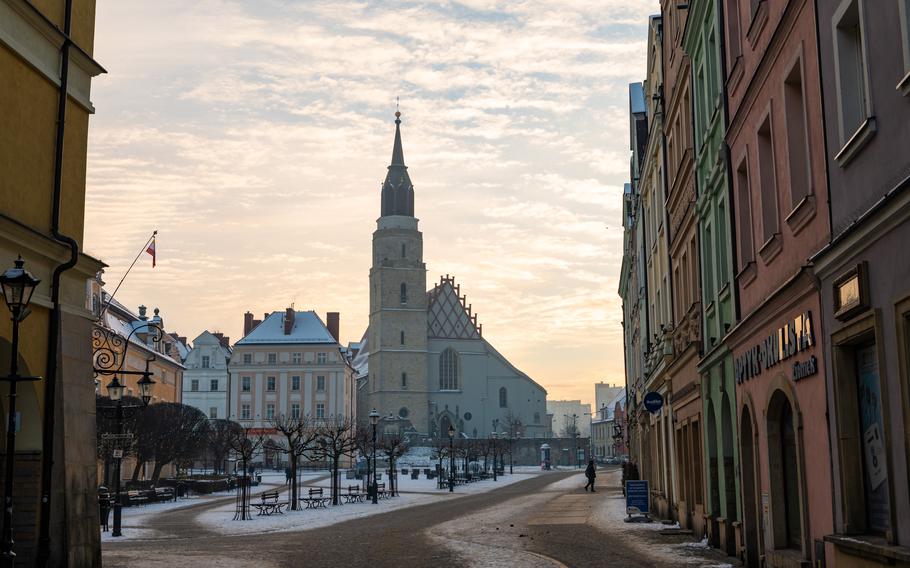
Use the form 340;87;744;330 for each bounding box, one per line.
499;387;508;408
400;282;407;304
439;348;459;390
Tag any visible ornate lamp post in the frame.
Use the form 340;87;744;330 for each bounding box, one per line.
106;372;154;537
369;409;379;504
447;425;455;492
0;258;40;566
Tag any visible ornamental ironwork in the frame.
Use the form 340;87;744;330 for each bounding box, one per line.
92;322;164;379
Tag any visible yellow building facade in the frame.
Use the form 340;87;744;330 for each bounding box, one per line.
1;0;105;564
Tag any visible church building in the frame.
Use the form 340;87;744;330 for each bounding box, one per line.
355;112;548;439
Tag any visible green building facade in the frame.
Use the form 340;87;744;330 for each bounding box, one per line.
682;0;740;555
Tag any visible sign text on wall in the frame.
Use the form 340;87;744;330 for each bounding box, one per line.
734;312;815;384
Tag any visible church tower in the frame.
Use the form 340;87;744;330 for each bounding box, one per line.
367;111;429;433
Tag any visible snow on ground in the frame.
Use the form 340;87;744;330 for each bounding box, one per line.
101;528;160;542
194;471;546;536
589;469;741;567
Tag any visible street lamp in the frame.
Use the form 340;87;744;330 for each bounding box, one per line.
0;257;40;566
447;425;455;492
106;371;155;537
490;432;497;481
369;409;379;504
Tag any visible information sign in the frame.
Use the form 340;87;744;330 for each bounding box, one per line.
625;479;649;515
643;392;663;414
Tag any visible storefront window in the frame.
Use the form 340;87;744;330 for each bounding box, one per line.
855;344;890;534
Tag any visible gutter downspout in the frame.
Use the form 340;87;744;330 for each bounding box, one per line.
38;0;80;564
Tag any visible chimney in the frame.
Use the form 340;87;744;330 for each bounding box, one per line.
326;312;340;342
243;312;254;336
284;308;295;335
220;336;230;348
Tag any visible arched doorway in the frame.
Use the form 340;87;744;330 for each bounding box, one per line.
706;400;720;515
740;405;761;567
721;393;738;525
767;390;802;551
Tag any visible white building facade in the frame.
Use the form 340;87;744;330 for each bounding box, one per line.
546;400;592;438
182;330;231;420
229;309;355;429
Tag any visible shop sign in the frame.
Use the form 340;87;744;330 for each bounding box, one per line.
734;312;816;384
626;479;649;515
834;262;869;321
643;392;663;413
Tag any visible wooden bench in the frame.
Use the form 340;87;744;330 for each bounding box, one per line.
124;490;148;506
252;490;288;516
376;482;392;499
299;487;331;509
342;485;365;504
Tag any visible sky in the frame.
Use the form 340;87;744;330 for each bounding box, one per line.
84;0;656;407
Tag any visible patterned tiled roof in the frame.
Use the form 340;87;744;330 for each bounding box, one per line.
427;276;482;340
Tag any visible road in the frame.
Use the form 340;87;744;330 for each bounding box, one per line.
103;468;729;567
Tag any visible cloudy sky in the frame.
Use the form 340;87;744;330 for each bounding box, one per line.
84;0;656;406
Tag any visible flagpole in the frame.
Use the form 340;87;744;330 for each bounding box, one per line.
100;230;157;318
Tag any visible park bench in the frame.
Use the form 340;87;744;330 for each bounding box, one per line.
152;487;174;502
376;482;390;499
124;490;148;506
299;487;331;509
252;490;288;516
342;485;365;504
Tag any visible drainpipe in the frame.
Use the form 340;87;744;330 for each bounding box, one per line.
37;0;80;564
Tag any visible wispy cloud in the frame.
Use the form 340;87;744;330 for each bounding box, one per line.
85;0;655;405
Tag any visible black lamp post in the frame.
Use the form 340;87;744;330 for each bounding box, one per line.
106;371;154;537
509;430;519;474
447;425;455;493
369;409;379;504
490;432;497;481
0;257;40;566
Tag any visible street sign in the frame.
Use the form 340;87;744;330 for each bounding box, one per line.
626;479;650;515
112;449;123;459
643;392;663;413
101;433;134;440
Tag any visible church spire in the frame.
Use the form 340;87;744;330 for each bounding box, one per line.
380;110;415;217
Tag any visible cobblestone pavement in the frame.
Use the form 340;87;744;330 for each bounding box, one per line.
103;469;737;568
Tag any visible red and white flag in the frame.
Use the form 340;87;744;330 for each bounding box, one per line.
146;236;156;267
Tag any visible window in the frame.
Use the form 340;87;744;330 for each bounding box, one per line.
267;353;277;365
316;403;325;419
292;352;302;364
316;376;326;391
241;376;251;392
243;353;252;364
210;379;219;391
267;376;276;392
201;355;210;368
400;330;405;345
767;391;802;548
401;243;406;258
736;156;754;267
401;372;407;388
317;352;327;364
400;282;407;304
209;407;218;419
784;59;811;208
499;387;508;408
726;0;742;62
241;404;251;420
534;412;540;424
291;403;300;419
190;379;199;392
439;348;459;390
291;376;300;391
757;114;779;242
833;0;870;144
266;403;275;420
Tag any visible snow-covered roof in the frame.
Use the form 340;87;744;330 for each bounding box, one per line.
351;332;369;378
98;292;185;368
236;311;338;346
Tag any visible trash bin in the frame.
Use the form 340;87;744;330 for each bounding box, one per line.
176;482;186;498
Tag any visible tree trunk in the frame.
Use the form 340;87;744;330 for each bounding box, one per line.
290;454;299;510
332;456;339;505
151;461;165;482
131;459;145;482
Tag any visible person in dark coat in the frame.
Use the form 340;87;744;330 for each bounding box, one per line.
584;460;596;492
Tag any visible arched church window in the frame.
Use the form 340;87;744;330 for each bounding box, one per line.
400;282;407;304
499;387;508;408
439;348;459;390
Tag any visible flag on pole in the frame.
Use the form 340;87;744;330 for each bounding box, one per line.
146;236;156;267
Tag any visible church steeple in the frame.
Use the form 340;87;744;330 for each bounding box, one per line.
381;111;415;217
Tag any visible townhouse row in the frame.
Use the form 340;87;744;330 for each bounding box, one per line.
619;2;910;567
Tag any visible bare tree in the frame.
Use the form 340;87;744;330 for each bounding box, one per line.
378;431;408;496
503;410;524;439
207;419;244;474
128;402;210;482
269;414;319;509
353;423;376;492
313;417;359;505
227;425;265;521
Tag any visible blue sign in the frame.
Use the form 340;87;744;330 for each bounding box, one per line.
643;392;663;413
626;479;650;515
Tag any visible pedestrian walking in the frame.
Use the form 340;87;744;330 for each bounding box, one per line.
584;459;596;492
285;466;292;485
